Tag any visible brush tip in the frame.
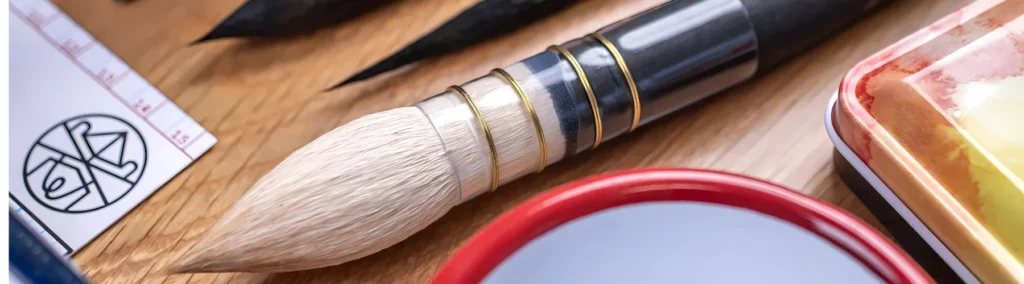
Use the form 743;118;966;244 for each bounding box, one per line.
176;107;462;272
165;262;195;275
169;246;213;273
192;18;254;44
329;53;420;90
328;74;365;90
191;32;220;45
193;0;274;43
170;246;238;274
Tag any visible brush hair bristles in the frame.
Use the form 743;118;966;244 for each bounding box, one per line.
175;61;570;272
332;0;579;87
174;107;460;273
196;0;396;42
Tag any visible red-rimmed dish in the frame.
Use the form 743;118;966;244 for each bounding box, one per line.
434;168;932;284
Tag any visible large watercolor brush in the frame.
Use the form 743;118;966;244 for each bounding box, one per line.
175;0;892;273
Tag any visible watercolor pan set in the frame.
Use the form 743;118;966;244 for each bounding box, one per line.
827;1;1024;283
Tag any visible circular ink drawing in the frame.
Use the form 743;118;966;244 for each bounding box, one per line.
23;114;147;213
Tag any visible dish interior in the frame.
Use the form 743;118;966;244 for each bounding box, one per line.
484;202;881;284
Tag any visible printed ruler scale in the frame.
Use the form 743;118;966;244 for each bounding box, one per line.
10;0;215;158
9;0;216;255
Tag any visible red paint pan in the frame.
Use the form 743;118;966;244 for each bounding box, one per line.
434;168;932;284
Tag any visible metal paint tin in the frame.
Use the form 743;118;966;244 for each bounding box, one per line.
829;1;1024;282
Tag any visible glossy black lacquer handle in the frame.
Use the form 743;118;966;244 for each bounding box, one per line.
550;0;890;150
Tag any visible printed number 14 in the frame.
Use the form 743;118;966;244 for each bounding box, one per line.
133;99;151;113
98;70;117;86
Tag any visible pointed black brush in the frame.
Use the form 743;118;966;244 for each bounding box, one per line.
196;0;397;42
331;0;579;89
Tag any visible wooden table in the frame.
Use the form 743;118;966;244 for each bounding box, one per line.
62;0;970;282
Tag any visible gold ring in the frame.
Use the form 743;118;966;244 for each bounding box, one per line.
448;85;500;192
590;33;641;132
548;45;603;148
491;68;547;172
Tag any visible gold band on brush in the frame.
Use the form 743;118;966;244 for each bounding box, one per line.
548;45;603;148
590;32;641;132
491;68;548;172
448;85;500;192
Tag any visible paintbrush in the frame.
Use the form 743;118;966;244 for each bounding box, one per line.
195;0;396;42
332;0;579;88
175;0;892;273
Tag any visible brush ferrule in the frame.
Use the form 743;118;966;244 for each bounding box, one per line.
564;0;758;139
417;0;758;201
417;69;564;201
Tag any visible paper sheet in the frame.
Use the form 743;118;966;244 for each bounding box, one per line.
9;0;216;254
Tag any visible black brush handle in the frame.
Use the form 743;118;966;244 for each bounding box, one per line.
743;0;893;72
417;0;893;196
528;0;890;153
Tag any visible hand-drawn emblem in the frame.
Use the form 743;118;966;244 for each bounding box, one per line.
23;114;147;213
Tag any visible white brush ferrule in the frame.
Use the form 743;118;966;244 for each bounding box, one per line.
416;64;564;202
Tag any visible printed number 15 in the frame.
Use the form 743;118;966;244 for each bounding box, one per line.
171;130;190;145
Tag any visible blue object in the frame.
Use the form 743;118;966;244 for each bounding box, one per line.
9;209;89;284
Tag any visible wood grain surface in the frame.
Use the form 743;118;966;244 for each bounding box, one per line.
59;0;970;283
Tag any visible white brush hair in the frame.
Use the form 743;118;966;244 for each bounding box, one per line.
175;61;568;273
174;107;461;273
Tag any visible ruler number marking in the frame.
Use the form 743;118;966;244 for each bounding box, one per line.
14;2;203;161
132;97;154;114
61;39;94;57
170;129;191;146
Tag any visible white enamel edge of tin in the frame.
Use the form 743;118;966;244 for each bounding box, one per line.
825;94;979;283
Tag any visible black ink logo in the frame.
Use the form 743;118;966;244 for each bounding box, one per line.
23;114;147;213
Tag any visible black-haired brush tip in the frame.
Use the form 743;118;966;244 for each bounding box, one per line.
196;0;396;43
331;0;579;89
